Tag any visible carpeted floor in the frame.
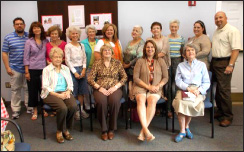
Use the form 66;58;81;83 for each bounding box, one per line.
3;102;243;151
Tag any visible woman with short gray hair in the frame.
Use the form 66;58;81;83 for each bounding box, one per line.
81;24;99;111
123;25;145;99
172;44;210;143
65;26;89;120
166;19;185;119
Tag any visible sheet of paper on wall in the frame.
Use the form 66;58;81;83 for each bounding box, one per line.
181;91;196;102
90;13;112;30
68;5;85;28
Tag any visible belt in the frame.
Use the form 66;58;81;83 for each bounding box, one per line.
212;57;230;61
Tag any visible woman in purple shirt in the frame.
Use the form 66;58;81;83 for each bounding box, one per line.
24;21;49;120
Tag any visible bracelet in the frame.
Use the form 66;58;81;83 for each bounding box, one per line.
228;64;234;67
115;85;118;89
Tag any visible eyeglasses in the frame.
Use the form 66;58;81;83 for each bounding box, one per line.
14;23;24;26
52;56;63;59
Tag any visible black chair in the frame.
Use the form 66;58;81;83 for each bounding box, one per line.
1;117;31;151
41;99;82;139
128;81;169;130
171;71;216;138
89;85;128;131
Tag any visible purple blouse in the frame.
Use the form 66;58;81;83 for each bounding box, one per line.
23;37;49;69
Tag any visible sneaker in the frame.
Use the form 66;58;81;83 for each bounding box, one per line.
81;109;89;119
74;111;81;120
26;107;33;114
12;112;20;119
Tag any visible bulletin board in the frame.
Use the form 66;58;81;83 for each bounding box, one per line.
37;1;118;41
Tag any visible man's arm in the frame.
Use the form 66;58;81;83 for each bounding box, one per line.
2;52;13;76
224;50;239;74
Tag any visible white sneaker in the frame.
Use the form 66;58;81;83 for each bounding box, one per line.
81;109;89;119
74;111;81;120
26;107;33;114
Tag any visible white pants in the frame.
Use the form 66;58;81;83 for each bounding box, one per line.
10;69;29;112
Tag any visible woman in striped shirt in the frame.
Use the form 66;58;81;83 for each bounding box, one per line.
167;19;185;118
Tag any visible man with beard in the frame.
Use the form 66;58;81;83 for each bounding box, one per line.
2;17;32;119
211;11;242;127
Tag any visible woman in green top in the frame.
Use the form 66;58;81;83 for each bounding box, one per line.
81;24;99;114
123;25;145;99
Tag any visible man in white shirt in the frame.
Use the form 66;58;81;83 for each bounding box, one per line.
211;11;242;127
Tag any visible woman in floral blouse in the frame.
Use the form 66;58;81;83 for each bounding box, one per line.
87;44;127;141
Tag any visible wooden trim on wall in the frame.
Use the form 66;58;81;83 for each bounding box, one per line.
37;1;118;41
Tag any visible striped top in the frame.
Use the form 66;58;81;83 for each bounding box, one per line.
2;31;28;73
168;36;185;58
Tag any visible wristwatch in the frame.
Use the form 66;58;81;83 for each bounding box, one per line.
228;64;234;67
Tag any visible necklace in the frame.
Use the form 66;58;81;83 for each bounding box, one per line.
34;39;43;50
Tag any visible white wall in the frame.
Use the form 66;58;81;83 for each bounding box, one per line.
118;1;217;48
1;1;38;101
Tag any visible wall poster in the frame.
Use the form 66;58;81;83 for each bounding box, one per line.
68;5;85;28
41;15;63;32
90;13;112;30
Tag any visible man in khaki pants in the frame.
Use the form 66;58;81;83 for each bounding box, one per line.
211;11;242;127
2;17;32;119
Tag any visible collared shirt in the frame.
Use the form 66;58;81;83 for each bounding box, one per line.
175;59;210;95
212;23;242;58
64;43;86;74
40;63;73;99
87;58;127;90
23;37;49;69
2;31;28;73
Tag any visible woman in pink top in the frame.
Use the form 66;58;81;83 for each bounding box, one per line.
46;26;67;65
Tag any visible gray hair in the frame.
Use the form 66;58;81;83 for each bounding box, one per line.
169;19;180;26
85;24;97;34
49;47;64;59
133;25;143;34
66;26;81;40
183;44;197;56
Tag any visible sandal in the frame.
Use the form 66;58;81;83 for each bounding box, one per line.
31;114;38;120
50;111;56;117
43;111;48;117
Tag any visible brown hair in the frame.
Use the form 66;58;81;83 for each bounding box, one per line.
47;25;62;37
102;23;118;43
142;40;158;59
28;21;46;40
150;21;162;30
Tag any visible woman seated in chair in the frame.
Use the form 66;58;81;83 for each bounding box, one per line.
172;44;210;143
40;47;77;143
87;44;127;141
132;40;168;141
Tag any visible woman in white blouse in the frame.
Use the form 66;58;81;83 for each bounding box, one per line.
94;23;123;63
65;26;89;119
41;47;76;143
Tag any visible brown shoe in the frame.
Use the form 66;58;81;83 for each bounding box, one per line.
108;131;114;140
101;132;108;141
56;133;64;143
167;111;173;119
63;132;74;140
219;119;232;127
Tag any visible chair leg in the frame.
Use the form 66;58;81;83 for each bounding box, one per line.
41;108;46;139
172;107;175;133
129;100;132;129
165;103;168;130
211;106;214;138
78;105;83;132
125;102;128;129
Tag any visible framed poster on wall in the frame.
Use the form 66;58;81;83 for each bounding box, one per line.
41;15;63;31
68;5;85;28
90;13;112;30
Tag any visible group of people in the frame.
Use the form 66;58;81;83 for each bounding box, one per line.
2;11;241;143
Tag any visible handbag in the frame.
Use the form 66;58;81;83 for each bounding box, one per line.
1;130;15;151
